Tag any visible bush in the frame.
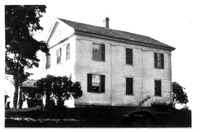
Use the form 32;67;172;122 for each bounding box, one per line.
151;102;174;112
181;105;190;111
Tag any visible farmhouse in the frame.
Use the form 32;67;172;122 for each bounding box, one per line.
41;17;175;107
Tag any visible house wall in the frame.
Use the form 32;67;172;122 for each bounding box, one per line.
43;36;76;80
42;20;76;80
74;35;172;107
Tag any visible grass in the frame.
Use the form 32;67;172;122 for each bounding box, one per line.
5;106;192;127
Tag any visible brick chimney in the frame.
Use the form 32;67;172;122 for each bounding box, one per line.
103;17;109;28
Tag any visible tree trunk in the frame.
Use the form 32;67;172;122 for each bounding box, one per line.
57;97;64;108
18;88;23;109
13;85;19;108
45;90;50;110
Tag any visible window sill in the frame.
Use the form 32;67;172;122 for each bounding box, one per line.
88;91;104;94
125;64;134;66
154;67;164;70
154;95;162;97
92;59;105;62
125;94;134;96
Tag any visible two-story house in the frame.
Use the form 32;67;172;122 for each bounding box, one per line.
42;17;175;107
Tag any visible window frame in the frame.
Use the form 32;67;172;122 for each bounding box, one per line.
126;48;133;65
46;54;51;69
87;73;105;93
36;94;43;100
56;47;62;64
66;43;70;60
154;80;162;97
126;77;134;95
92;43;105;62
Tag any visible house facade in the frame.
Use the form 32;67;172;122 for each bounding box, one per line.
42;17;175;107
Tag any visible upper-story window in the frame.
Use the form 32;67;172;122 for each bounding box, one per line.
92;43;105;61
87;73;105;93
126;48;133;65
155;80;162;96
66;43;70;60
154;53;164;69
46;54;51;69
56;47;62;64
126;77;133;95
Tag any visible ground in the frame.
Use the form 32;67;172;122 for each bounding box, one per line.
5;106;191;128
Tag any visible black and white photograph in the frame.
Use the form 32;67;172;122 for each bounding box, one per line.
3;0;200;129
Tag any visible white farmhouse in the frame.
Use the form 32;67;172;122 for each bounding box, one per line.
41;17;175;107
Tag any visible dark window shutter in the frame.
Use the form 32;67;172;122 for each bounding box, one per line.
161;54;164;69
155;80;161;96
100;75;105;93
87;74;92;92
154;53;157;68
126;48;128;64
101;44;105;61
130;49;133;64
126;48;133;64
126;78;133;94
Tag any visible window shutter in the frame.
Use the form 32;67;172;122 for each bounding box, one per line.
154;53;157;68
130;49;133;64
126;48;128;64
126;48;133;64
100;75;105;93
155;80;161;96
101;44;105;61
87;74;92;92
126;78;133;94
161;54;164;69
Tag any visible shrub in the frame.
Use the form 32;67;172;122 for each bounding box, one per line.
151;102;174;112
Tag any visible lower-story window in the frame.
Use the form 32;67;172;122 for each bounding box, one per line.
36;94;42;100
155;80;162;96
87;74;105;93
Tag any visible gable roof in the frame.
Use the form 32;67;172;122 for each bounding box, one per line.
58;18;175;51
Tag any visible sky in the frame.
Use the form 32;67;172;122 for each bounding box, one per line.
2;0;200;126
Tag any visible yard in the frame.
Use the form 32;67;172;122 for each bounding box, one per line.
5;106;191;128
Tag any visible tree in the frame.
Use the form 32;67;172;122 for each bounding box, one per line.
5;5;48;108
35;75;83;109
172;82;188;105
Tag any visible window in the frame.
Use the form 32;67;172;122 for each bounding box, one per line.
155;80;162;96
66;44;70;60
56;48;62;64
87;74;105;93
22;93;26;101
36;94;42;100
126;48;133;65
22;93;29;101
92;43;105;61
46;54;51;69
126;78;133;95
154;53;164;69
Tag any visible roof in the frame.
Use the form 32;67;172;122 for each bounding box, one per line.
58;18;175;51
22;79;37;87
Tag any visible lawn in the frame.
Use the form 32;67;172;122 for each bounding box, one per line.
5;106;191;127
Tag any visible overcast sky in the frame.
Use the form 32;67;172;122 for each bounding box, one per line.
3;0;200;115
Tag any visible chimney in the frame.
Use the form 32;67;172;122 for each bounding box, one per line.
103;17;109;28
